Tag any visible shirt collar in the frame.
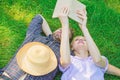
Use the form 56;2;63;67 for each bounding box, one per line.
74;56;91;61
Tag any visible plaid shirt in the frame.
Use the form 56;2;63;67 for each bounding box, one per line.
4;15;60;80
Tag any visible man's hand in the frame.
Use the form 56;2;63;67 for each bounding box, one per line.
76;9;87;28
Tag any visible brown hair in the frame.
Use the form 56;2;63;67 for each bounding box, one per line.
69;28;74;42
70;36;84;51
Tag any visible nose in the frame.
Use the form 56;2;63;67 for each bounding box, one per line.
79;39;83;42
78;39;84;44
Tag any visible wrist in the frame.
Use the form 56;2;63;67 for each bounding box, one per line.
61;20;69;27
81;27;88;34
61;24;68;28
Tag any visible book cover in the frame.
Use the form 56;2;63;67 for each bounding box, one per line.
52;0;86;24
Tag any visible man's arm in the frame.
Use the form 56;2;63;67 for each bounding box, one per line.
26;14;52;38
41;16;52;36
26;14;43;38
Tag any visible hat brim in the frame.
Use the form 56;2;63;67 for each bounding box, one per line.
16;42;57;76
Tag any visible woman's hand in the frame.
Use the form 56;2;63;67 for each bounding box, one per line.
59;7;71;68
77;9;87;28
58;7;69;26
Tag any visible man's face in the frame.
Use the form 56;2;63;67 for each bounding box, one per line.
53;28;73;42
53;28;62;42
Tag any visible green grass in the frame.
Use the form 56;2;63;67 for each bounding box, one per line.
0;0;120;80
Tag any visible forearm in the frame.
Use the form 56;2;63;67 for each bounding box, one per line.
42;25;52;36
59;7;71;68
81;26;101;60
60;23;71;68
77;9;100;60
80;25;106;67
106;64;120;76
77;9;106;67
42;18;52;36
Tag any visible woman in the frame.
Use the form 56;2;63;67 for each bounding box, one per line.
59;7;120;80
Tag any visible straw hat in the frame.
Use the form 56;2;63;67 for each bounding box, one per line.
16;42;57;76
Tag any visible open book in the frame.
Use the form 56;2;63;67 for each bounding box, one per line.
52;0;86;24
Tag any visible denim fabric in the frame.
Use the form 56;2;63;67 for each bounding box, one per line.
3;14;60;80
0;68;4;76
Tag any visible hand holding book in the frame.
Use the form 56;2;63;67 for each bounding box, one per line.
52;0;86;24
77;9;87;27
58;7;69;26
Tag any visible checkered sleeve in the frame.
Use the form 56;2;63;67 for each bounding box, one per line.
3;42;28;80
4;56;25;80
26;14;43;38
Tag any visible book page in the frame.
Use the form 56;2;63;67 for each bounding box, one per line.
69;0;86;24
52;0;72;18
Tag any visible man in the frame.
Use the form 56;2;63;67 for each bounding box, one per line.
0;13;73;80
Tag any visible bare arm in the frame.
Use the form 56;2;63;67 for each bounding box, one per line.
77;10;106;68
59;7;71;68
106;64;120;76
42;16;52;36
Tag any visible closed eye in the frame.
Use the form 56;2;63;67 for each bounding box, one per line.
75;39;79;41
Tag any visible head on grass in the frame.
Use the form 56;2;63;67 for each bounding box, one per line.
53;28;73;42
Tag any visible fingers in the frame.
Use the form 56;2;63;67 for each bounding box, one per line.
76;9;87;21
76;10;84;20
83;9;87;15
63;7;69;15
59;7;69;16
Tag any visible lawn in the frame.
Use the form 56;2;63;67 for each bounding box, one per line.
0;0;120;80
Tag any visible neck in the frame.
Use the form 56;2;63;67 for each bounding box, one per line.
74;50;89;59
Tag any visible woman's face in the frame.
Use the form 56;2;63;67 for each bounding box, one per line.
71;36;88;52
